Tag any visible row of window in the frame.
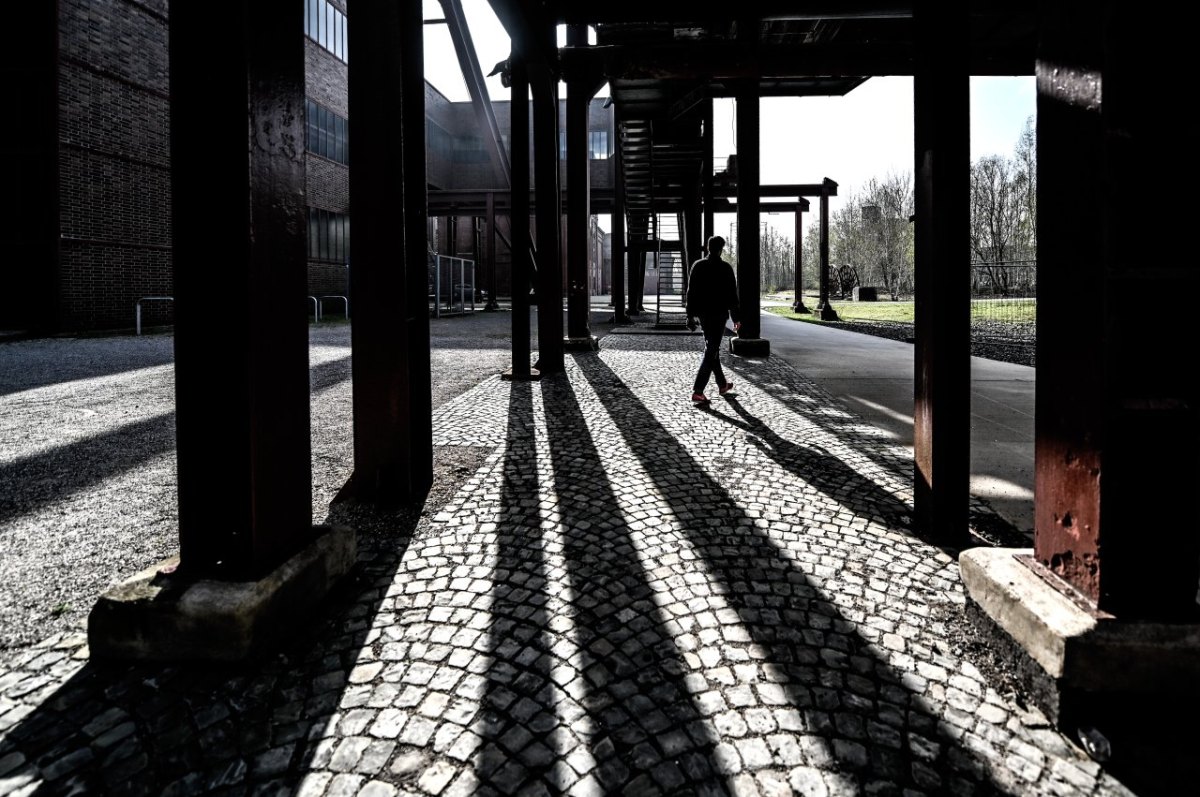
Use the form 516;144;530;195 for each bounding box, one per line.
313;115;608;166
308;207;350;263
305;0;348;63
306;99;349;165
560;130;611;160
589;131;610;160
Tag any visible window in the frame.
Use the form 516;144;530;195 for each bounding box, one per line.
452;134;489;164
557;130;609;160
304;0;348;64
427;120;452;158
305;98;349;165
589;130;609;160
308;208;351;263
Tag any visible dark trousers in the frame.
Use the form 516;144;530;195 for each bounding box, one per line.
692;316;728;394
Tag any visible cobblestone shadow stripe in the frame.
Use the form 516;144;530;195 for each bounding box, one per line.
564;349;1118;796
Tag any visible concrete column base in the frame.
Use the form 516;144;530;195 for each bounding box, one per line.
960;547;1200;724
729;337;770;357
87;525;356;662
816;302;840;321
791;301;810;314
563;335;600;351
501;366;542;381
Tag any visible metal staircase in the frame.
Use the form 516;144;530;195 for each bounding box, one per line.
654;212;688;328
619;119;655;262
618;116;696;327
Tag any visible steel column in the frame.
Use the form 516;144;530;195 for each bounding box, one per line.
912;0;970;544
792;203;809;313
531;54;564;373
730;80;769;357
1033;2;1199;617
611;124;628;324
170;0;311;577
564;24;596;348
341;0;433;505
506;57;536;379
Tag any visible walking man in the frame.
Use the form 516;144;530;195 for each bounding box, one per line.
686;235;741;404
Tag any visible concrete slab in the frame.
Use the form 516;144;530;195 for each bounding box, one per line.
961;546;1200;722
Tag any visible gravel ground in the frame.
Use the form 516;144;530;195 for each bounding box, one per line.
815;318;1036;368
0;310;550;656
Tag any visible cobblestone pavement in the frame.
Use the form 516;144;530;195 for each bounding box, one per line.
0;332;1140;796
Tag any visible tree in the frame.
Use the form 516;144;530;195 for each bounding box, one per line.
1013;115;1037;263
859;173;915;299
970;121;1037;297
823;174;915;299
732;118;1034;300
760;224;795;292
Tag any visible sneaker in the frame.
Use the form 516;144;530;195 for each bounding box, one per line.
691;392;710;404
719;381;735;396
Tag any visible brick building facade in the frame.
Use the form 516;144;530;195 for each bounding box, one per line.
3;0;614;334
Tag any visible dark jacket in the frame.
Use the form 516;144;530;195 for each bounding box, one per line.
686;255;741;322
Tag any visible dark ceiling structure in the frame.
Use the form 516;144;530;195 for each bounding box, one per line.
485;1;1037;261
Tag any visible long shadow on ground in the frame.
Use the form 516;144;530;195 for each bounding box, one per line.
572;351;1101;796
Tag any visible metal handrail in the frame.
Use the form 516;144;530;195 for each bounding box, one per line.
318;295;349;320
135;296;173;336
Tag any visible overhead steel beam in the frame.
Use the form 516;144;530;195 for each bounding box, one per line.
554;1;915;25
710;182;837;198
564;42;1033;79
441;0;510;185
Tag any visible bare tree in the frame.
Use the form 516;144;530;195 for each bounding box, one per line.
1013;116;1037;263
745;120;1034;303
859;173;915;299
971;153;1033;296
760;224;796;292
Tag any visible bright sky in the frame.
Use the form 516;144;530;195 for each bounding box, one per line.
421;0;1037;238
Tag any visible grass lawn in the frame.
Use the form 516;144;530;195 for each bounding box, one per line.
763;292;1035;325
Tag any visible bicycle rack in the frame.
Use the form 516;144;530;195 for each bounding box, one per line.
135;296;174;335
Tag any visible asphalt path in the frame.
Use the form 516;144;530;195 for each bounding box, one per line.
757;305;1035;536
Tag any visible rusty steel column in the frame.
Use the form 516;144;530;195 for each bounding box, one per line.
792;203;809;313
484;191;499;310
505;56;536;380
628;249;645;316
1034;3;1199;617
611;127;628;324
341;0;432;505
531;52;564;374
703;98;715;242
564;24;597;350
169;0;311;577
815;182;839;320
912;0;970;544
729;83;769;357
684;191;702;290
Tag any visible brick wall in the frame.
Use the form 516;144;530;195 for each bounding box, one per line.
304;19;350;298
41;0;607;329
56;0;172;331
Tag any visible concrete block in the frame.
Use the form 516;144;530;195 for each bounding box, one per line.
960;547;1200;721
729;337;770;357
88;525;356;662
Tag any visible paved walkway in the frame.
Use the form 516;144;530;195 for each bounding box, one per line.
0;330;1140;796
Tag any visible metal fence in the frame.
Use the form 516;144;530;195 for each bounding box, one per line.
970;260;1036;338
430;254;476;318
